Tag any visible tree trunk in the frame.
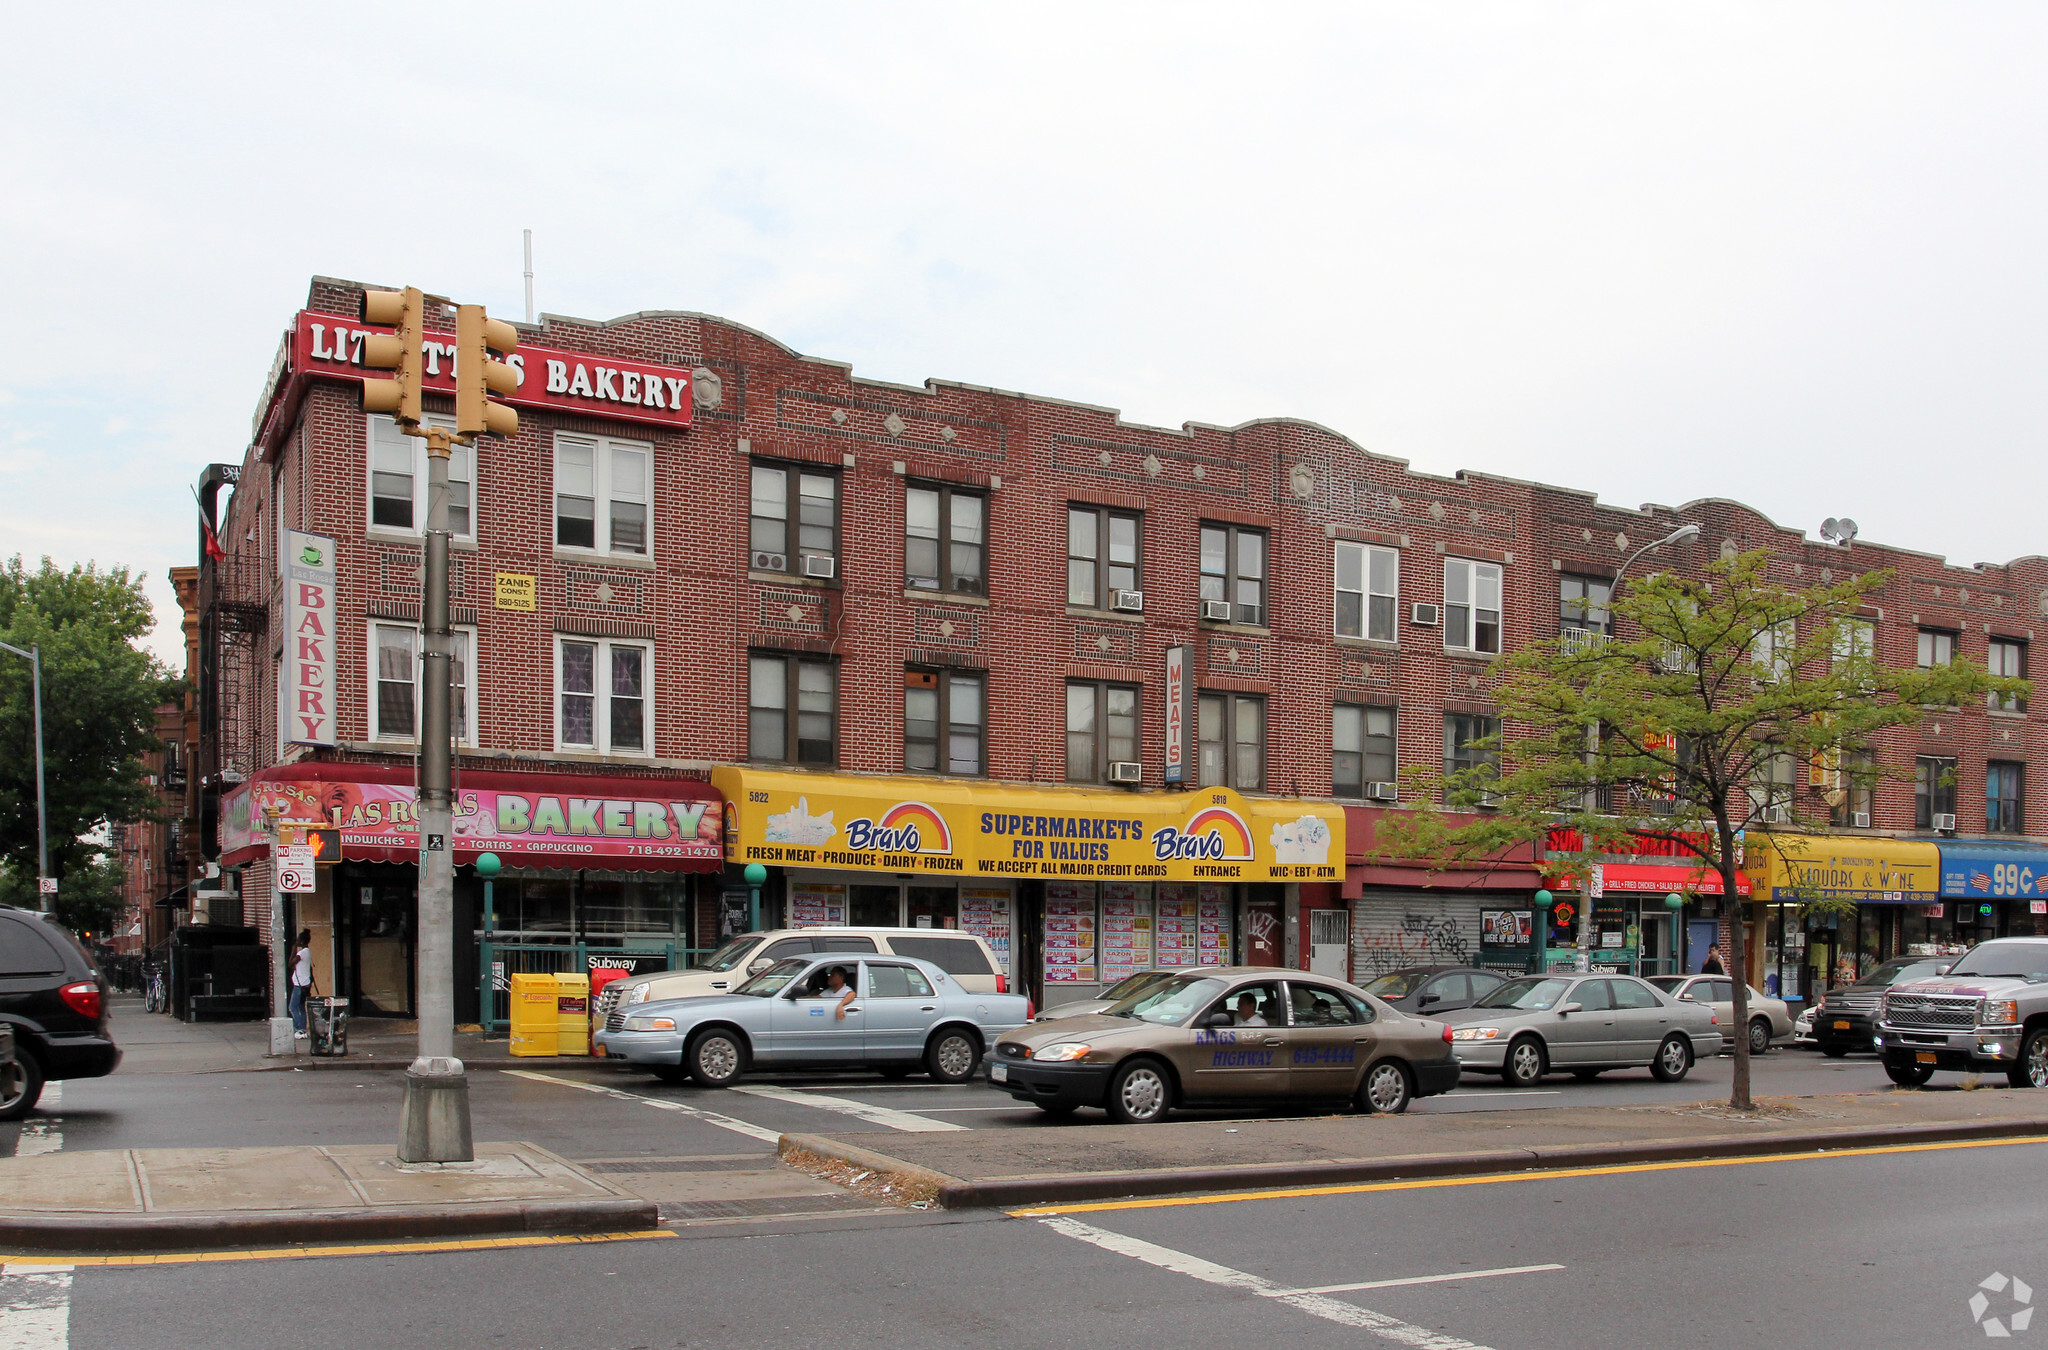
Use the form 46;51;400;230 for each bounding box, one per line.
1717;813;1753;1111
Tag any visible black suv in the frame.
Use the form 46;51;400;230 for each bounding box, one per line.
1814;956;1951;1057
1;905;120;1119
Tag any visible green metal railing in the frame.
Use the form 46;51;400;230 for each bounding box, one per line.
477;940;711;1035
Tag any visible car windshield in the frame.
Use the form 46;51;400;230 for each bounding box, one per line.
733;958;811;996
1473;977;1572;1011
1944;942;2048;981
1364;972;1428;998
1102;971;1169;999
1862;959;1948;987
1107;975;1227;1025
699;936;764;973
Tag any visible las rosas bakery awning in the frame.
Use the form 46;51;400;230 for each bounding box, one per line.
220;763;722;872
711;767;1345;884
1746;834;1940;906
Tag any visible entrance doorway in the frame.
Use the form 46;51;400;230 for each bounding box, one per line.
1308;909;1350;979
907;885;960;930
850;884;899;927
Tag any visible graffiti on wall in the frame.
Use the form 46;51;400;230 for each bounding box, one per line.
1353;912;1475;976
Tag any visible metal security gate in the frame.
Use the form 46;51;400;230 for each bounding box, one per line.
1309;909;1351;980
1350;892;1483;982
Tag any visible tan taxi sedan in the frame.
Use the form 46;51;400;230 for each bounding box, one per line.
987;967;1461;1123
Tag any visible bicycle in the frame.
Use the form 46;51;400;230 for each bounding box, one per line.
144;966;168;1015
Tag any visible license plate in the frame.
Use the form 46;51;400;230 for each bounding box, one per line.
1833;1021;1852;1030
990;1063;1008;1083
1917;1051;1938;1064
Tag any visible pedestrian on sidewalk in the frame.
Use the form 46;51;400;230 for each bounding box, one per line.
1701;946;1726;975
290;930;314;1040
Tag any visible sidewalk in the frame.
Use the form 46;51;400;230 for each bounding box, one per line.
781;1088;2048;1209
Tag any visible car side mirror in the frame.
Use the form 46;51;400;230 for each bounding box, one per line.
1201;1011;1234;1028
1557;1002;1583;1016
1417;993;1439;1008
1678;992;1695;1001
748;958;771;975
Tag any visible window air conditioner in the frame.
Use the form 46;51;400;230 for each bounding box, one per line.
751;551;787;573
1365;781;1399;802
1111;589;1145;613
1933;812;1958;833
1411;603;1440;627
1476;793;1502;810
1107;761;1143;783
1202;600;1234;622
803;554;837;579
1762;804;1792;825
1851;811;1872;829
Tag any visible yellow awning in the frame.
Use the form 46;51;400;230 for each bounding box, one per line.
1745;834;1941;905
710;767;1344;884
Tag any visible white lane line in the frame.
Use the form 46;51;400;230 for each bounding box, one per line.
1300;1264;1564;1295
501;1070;782;1144
728;1085;968;1132
14;1083;60;1158
1039;1217;1498;1350
0;1262;73;1350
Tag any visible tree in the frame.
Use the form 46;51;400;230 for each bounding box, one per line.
0;556;180;890
1377;551;2022;1109
0;853;127;939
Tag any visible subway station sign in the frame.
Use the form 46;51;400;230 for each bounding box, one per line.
713;768;1344;883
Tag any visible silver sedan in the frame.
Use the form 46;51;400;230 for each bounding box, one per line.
1646;974;1794;1055
1439;973;1725;1087
592;953;1030;1087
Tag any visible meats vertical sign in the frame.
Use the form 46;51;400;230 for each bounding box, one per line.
282;530;337;746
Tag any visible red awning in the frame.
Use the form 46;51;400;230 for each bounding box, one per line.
220;761;722;873
1550;861;1752;896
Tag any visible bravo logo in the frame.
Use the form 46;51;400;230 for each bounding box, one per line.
844;801;953;855
1151;805;1255;862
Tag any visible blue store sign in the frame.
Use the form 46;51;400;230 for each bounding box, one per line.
1934;842;2048;900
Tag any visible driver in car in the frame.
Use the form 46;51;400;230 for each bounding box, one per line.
1233;992;1268;1027
818;965;858;1020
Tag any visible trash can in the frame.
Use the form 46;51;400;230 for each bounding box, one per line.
554;972;591;1057
308;997;350;1057
509;972;559;1057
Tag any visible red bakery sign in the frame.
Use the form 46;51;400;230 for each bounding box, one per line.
259;310;693;443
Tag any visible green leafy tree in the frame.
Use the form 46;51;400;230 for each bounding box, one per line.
0;556;180;891
1378;552;2021;1109
0;853;127;939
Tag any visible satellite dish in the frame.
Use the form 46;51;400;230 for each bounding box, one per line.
1819;517;1860;546
1838;518;1858;543
1821;518;1840;541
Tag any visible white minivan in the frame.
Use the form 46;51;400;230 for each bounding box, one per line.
596;927;1008;1032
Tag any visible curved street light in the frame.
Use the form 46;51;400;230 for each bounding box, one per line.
1613;522;1701;592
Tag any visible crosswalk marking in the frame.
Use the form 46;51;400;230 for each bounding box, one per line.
501;1070;782;1143
728;1085;968;1132
0;1263;73;1350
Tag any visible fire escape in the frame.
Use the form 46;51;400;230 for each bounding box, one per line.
196;462;268;859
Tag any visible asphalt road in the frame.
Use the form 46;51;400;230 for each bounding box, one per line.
17;1129;2048;1349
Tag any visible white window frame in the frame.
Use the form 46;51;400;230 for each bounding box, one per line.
554;432;653;559
366;414;476;543
1443;558;1502;655
554;636;653;756
1334;542;1398;643
366;623;476;747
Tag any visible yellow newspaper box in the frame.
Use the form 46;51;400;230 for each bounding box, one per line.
554;972;591;1057
508;972;559;1057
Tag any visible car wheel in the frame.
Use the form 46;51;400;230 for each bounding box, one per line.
1886;1060;1936;1088
1650;1034;1693;1082
0;1049;45;1123
925;1028;981;1085
686;1028;746;1088
1357;1060;1412;1115
1034;1102;1079;1117
649;1065;689;1085
1821;1045;1850;1059
1572;1070;1602;1081
1503;1036;1547;1088
2008;1029;2048;1089
1748;1018;1772;1056
1105;1059;1172;1124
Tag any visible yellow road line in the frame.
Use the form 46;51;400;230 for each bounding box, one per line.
1009;1132;2048;1216
0;1229;676;1269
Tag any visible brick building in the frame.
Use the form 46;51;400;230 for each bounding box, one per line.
196;274;2048;1023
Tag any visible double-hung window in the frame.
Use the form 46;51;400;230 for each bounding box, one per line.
1917;628;1956;668
555;434;651;556
557;638;649;754
1442;714;1500;794
1332;704;1396;798
1828;751;1876;828
1988;761;2025;834
751;462;838;577
749;654;836;765
368;415;474;540
1334;542;1398;642
1559;574;1611;648
1915;756;1957;829
1200;524;1266;625
906;485;985;594
1752;619;1795;681
1198;692;1264;791
905;668;985;775
1988;639;2027;712
1067;506;1140;609
1748;752;1795;822
1065;682;1138;784
370;623;474;745
1443;559;1502;654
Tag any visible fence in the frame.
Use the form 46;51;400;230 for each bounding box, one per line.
476;939;710;1035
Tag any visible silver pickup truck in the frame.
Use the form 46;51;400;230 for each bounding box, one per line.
1876;937;2048;1088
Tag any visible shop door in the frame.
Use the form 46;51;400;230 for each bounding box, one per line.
850;884;901;928
1687;921;1719;972
907;886;959;930
1308;910;1350;980
352;881;415;1017
1243;899;1283;966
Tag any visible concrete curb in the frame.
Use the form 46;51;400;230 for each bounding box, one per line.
784;1115;2048;1210
0;1198;662;1254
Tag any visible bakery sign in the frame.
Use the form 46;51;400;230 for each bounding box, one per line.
256;309;694;445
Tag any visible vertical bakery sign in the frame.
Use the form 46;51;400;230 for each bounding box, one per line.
282;530;338;746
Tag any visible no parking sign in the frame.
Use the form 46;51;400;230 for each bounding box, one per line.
277;844;315;893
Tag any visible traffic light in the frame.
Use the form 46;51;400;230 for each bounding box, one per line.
304;828;343;865
361;287;425;426
455;303;519;439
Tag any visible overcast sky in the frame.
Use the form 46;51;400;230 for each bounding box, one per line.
5;4;2045;663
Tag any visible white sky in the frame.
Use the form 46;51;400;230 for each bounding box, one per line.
5;4;2045;664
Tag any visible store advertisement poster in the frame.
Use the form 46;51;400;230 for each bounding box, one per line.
1197;885;1232;966
788;884;847;928
1155;883;1200;967
959;886;1014;975
1099;882;1154;984
1043;882;1098;982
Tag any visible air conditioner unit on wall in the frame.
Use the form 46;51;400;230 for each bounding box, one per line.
1365;781;1399;801
1762;804;1792;825
1410;603;1440;626
1108;761;1143;783
751;551;787;573
1202;600;1234;622
1111;590;1145;613
1934;812;1958;833
803;554;836;579
1851;811;1871;829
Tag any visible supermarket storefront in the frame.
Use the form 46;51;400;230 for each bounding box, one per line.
712;767;1345;1003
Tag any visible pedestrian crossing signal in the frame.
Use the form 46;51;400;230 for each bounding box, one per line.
304;828;342;864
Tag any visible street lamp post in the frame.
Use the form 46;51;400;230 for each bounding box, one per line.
1611;523;1701;594
744;863;767;932
0;641;51;912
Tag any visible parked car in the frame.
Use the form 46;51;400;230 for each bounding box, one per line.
0;905;120;1120
1812;957;1951;1058
1646;975;1793;1055
988;967;1460;1124
1439;972;1722;1087
1035;968;1197;1021
1793;1004;1817;1046
1362;966;1510;1017
593;953;1027;1086
597;927;1007;1032
1877;938;2048;1089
